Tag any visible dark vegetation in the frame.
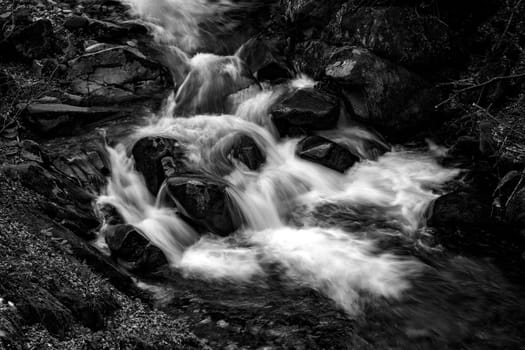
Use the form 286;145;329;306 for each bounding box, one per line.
1;0;525;349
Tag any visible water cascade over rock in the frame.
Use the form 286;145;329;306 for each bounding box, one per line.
93;0;462;315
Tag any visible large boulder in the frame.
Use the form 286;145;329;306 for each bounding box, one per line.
67;46;172;105
160;175;242;236
131;137;188;196
324;47;436;138
270;87;340;136
105;224;168;272
341;6;453;68
22;103;121;135
431;190;492;229
236;38;293;82
296;135;359;172
0;19;57;61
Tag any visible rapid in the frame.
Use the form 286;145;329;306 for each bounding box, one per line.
97;0;462;316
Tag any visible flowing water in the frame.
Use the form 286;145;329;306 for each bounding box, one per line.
93;1;525;347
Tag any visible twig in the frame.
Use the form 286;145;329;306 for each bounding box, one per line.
494;0;523;52
435;71;525;109
505;171;524;207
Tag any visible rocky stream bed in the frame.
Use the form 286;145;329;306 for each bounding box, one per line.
1;0;525;349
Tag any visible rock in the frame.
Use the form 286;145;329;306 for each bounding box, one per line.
296;135;359;172
22;103;121;135
431;190;492;229
85;18;148;42
0;19;57;61
161;175;242;236
230;134;265;171
284;0;345;26
324;47;436;138
64;15;89;30
20;139;49;164
13;285;74;338
174;54;255;116
210;132;266;174
236;38;292;82
131;137;188;195
68;46;172;105
340;6;453;68
271;88;340;136
52;287;118;331
105;224;168;271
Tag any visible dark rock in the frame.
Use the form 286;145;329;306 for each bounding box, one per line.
132;137;188;195
64;15;90;30
86;19;148;42
52;287;118;331
1;162;98;237
0;19;57;61
22;103;121;135
296;135;359;172
324;47;436;138
210;132;266;174
174;55;255;116
284;0;346;27
230;134;265;171
20;139;49;164
14;285;74;338
13;7;32;25
105;224;168;271
161;175;242;236
431;190;492;229
341;6;453;68
236;38;293;82
271;88;340;136
68;46;172;105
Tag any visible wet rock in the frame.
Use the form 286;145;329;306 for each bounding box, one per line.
161;175;242;236
431;190;492;229
271;88;340;136
296;135;359;173
211;132;266;174
284;0;345;27
174;55;255;116
236;38;292;82
341;6;453;68
324;47;436;138
105;224;168;272
132;136;188;195
0;19;57;61
22;103;121;135
230;134;265;171
64;15;90;30
68;46;172;105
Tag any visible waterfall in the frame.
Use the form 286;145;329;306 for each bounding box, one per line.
99;0;460;314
